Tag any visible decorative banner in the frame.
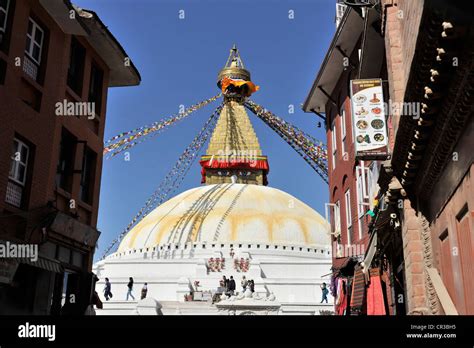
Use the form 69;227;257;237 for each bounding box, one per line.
245;100;328;184
103;94;222;158
100;103;224;259
199;155;270;184
220;77;259;96
350;79;389;160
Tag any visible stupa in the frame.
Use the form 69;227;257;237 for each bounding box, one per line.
93;46;332;315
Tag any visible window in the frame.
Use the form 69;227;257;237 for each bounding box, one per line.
335;200;341;236
56;128;77;193
24;17;44;81
9;139;29;185
0;0;10;33
67;37;86;95
356;167;369;239
80;147;97;204
331;119;337;170
57;245;71;263
71;251;84;268
335;3;347;28
345;189;352;225
6;138;30;208
25;18;44;64
0;57;6;84
89;62;103;116
344;189;352;244
330;200;342;257
340;106;346;157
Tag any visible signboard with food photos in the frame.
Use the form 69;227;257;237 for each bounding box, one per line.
350;79;389;160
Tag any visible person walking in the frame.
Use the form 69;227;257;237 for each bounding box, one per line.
126;277;135;301
241;276;248;291
228;276;236;295
141;283;148;300
103;278;112;301
320;282;329;303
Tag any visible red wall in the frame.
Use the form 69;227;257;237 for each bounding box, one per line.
0;0;110;228
325;73;371;257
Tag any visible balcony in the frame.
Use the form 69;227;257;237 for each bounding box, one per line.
23;55;38;81
5;181;22;208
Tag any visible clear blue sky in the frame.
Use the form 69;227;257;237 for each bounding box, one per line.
73;0;336;259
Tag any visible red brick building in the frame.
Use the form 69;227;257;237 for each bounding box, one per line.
379;0;474;315
304;0;474;315
303;4;390;315
0;0;140;314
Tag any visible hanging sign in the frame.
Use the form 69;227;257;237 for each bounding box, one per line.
350;79;389;160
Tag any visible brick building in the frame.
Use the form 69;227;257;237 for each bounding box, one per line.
377;0;473;315
0;0;140;314
304;0;473;315
303;3;391;315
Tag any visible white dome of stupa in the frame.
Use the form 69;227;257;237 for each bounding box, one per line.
117;183;330;252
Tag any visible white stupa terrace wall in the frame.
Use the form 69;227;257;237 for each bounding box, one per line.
93;241;333;315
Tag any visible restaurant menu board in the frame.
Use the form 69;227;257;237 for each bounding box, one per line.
350;79;389;160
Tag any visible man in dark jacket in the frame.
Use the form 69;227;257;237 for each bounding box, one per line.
228;276;236;295
103;278;112;301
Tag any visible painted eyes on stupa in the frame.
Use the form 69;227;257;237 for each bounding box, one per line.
217;171;251;177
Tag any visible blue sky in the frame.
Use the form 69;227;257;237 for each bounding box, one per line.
73;0;336;259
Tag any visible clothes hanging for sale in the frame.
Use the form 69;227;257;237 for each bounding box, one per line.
366;268;386;315
350;265;366;314
330;274;337;297
335;278;341;305
337;295;347;315
336;278;348;315
345;278;353;316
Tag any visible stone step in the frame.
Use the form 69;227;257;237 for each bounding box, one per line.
97;300;139;315
102;300;138;308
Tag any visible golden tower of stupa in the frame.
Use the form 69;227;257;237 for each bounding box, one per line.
200;45;269;185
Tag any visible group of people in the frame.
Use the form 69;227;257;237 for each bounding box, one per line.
103;277;148;302
102;276;328;305
219;275;255;296
240;276;255;293
212;275;257;304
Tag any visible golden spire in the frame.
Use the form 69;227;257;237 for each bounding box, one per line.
217;44;251;86
200;46;268;185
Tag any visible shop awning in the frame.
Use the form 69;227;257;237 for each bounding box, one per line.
332;256;358;276
302;7;364;114
362;230;377;276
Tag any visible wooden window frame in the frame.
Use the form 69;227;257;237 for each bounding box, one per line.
25;17;44;65
9;138;29;186
0;0;10;33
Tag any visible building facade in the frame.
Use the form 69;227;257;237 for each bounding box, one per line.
0;0;140;314
379;0;474;315
304;2;392;315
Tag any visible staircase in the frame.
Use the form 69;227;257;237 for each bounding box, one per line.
97;300;139;315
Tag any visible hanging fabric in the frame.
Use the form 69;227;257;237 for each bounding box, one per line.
350;265;366;314
366;268;386;315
